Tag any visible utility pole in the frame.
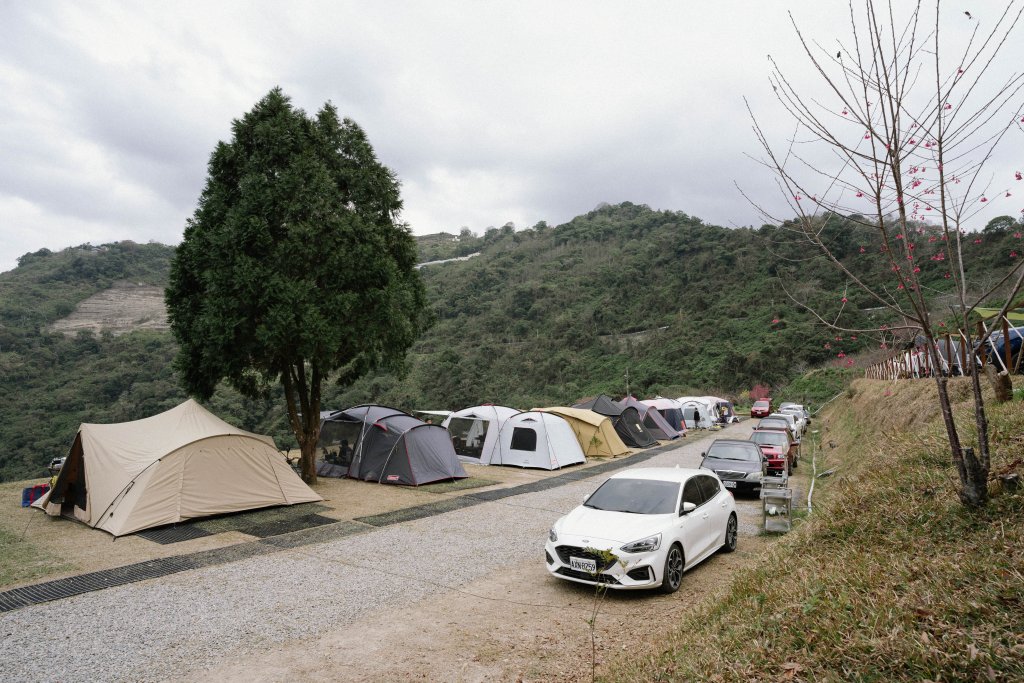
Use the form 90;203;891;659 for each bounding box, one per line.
624;368;630;399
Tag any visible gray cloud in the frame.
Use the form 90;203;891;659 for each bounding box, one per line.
1;0;1021;273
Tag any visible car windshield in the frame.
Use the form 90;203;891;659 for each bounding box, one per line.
584;478;680;514
753;401;768;407
760;419;789;431
751;431;788;447
706;444;760;462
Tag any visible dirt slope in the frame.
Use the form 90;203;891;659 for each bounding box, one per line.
48;281;168;336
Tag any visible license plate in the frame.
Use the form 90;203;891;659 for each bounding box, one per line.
570;556;597;573
723;480;737;489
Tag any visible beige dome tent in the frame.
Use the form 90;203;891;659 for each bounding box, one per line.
33;399;321;536
534;407;630;458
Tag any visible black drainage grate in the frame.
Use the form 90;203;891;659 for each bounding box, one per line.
137;524;215;545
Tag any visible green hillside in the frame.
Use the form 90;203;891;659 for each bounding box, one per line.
1;204;1019;482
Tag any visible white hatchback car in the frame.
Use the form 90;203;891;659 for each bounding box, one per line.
545;467;737;593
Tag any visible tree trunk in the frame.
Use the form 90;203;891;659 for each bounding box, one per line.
983;365;1013;403
958;448;988;508
300;437;319;485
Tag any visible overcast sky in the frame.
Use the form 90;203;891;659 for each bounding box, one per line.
2;1;1022;274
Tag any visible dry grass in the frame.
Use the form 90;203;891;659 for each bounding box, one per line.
603;378;1024;682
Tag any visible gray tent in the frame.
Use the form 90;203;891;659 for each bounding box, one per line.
318;405;467;485
619;396;682;440
572;395;658;448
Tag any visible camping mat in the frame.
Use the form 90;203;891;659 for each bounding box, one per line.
415;477;498;494
137;503;331;544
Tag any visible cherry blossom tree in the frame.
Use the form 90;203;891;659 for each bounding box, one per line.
747;0;1024;506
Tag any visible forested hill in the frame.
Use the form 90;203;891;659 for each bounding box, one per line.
2;204;1019;481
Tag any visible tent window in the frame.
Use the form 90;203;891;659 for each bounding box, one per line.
447;417;488;459
318;420;363;466
509;427;538;452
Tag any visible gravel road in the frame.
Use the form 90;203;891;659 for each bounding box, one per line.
0;423;763;682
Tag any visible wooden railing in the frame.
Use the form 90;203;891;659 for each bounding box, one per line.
865;316;1022;380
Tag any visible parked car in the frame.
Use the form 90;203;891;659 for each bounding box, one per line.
546;467;737;593
763;413;802;444
756;417;800;465
779;403;811;426
700;439;766;494
750;399;772;418
749;429;796;476
778;406;808;433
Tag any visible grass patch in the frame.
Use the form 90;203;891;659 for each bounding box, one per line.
603;379;1024;682
0;523;76;588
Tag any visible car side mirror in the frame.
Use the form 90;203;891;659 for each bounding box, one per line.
680;501;696;515
700;451;706;457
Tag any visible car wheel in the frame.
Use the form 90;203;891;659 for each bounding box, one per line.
722;514;738;553
788;459;794;476
659;544;684;594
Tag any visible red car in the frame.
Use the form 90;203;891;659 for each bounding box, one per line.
750;399;772;418
749;428;795;476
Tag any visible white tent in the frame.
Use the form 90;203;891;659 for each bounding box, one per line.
34;399;322;536
442;405;521;463
494;411;586;469
677;396;717;429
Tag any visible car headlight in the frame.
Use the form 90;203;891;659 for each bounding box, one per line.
548;527;558;543
620;533;661;554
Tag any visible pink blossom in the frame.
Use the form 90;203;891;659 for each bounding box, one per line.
974;238;982;244
1015;232;1022;239
913;267;921;273
1007;192;1013;198
881;343;888;349
859;246;866;253
794;195;802;201
845;358;855;367
896;233;904;240
855;192;864;198
772;318;780;324
897;284;905;290
851;335;858;340
880;325;889;330
909;139;916;145
939;322;946;328
943;103;952;110
928;236;936;242
835;335;842;341
1016;171;1023;181
944;273;951;279
864;133;871;139
841;296;848;303
824;342;831;349
980;197;988;203
837;352;846;358
1012;251;1019;259
841;109;848;115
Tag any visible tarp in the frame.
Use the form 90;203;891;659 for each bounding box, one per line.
493;411;586;469
320;405;467;485
572;395;658;448
442;405;521;463
534;407;630;457
33;399;322;537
